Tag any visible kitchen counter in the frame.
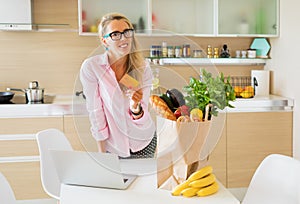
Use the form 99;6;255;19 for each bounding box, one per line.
228;95;294;112
0;94;293;117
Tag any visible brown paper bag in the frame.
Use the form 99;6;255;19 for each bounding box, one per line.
156;116;212;190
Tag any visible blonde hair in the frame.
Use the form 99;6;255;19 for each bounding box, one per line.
98;13;145;73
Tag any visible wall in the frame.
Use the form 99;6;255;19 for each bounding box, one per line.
267;0;300;159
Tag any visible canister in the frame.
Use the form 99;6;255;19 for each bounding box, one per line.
247;49;256;58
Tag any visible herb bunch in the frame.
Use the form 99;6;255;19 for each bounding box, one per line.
183;70;236;116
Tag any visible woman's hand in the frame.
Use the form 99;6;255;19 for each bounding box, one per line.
131;89;143;109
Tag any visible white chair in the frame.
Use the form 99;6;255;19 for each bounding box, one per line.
36;128;73;201
242;154;300;204
0;172;16;204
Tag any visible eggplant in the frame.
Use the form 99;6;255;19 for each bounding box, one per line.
166;88;185;108
160;94;175;112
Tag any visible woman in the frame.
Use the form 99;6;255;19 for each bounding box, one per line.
80;13;156;158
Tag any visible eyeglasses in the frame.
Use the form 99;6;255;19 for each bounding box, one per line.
103;29;134;41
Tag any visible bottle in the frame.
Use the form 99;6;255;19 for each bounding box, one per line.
207;45;213;58
213;47;219;58
162;42;167;57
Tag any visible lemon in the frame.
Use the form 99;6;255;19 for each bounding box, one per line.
189;108;203;122
240;91;254;98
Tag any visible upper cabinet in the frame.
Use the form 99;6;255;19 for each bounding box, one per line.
218;0;279;37
79;0;149;36
78;0;279;37
151;0;214;36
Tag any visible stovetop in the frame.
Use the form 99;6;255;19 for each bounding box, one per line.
0;95;55;104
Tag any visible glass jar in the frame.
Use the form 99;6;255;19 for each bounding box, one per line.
175;46;182;58
157;45;162;57
150;45;157;57
167;46;174;58
183;44;191;58
162;42;167;57
193;50;203;58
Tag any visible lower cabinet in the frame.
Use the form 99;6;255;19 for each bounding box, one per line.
0;162;44;200
226;111;293;188
209;111;293;188
207;126;227;186
0;117;63;200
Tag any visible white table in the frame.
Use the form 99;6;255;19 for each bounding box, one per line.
60;174;240;204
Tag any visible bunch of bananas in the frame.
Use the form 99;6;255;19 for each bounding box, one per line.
171;165;219;197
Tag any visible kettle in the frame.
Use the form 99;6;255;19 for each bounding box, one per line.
251;70;270;97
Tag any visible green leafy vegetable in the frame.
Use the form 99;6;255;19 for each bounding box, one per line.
183;69;236;117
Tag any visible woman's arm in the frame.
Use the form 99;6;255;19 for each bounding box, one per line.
80;60;109;148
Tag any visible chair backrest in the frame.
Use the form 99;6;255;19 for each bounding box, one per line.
0;172;16;204
36;128;73;200
242;154;300;204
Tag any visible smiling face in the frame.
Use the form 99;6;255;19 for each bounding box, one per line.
101;19;133;59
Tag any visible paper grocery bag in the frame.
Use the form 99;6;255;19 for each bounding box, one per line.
156;116;211;190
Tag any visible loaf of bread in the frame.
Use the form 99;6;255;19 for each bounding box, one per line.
149;95;177;121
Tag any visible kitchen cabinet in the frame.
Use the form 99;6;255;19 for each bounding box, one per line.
208;110;293;188
218;0;279;37
207;125;227;186
0;0;78;32
78;0;279;37
152;0;214;35
0;117;63;200
226;111;293;187
78;0;149;35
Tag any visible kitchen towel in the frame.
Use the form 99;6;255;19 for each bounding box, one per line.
251;70;270;96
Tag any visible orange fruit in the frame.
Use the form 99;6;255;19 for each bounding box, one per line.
234;86;243;97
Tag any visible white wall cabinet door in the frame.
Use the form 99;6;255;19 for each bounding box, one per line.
78;0;279;37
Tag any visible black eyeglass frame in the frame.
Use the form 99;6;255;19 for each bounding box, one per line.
103;29;134;41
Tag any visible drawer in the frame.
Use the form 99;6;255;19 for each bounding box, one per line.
0;139;39;157
0;117;63;134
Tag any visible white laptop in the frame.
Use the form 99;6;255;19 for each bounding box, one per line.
49;150;137;190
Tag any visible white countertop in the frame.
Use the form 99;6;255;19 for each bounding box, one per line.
0;94;293;118
60;173;240;204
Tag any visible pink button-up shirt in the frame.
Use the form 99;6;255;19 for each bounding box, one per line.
80;53;156;157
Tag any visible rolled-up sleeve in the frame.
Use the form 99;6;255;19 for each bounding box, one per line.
130;61;153;126
80;60;109;141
